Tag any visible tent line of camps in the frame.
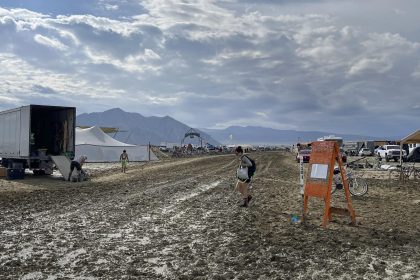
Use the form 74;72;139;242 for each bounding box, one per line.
75;126;159;163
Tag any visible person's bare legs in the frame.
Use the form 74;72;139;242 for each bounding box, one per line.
236;180;249;206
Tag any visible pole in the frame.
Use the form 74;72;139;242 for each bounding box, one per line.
299;156;304;196
399;142;403;180
299;155;306;225
148;142;151;161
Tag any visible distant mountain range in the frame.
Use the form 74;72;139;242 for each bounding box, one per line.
201;126;378;145
77;108;379;146
76;108;221;146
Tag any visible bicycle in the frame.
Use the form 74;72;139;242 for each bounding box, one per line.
331;169;368;196
400;163;420;181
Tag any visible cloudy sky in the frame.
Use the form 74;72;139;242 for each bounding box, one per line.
0;0;419;137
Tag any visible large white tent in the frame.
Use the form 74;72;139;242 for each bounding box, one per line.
75;126;158;162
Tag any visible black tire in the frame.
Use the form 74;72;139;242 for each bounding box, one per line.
349;178;368;196
33;169;46;176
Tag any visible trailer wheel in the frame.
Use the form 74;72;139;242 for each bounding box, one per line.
33;169;46;176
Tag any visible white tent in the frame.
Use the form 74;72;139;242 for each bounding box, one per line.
75;126;158;162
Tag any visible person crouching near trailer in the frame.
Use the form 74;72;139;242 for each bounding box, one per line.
68;155;87;181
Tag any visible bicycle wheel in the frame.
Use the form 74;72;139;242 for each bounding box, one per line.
349;177;368;196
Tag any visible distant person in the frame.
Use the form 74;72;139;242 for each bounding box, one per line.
235;146;256;207
120;150;129;173
68;155;87;181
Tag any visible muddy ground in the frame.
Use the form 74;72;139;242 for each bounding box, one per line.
0;151;419;279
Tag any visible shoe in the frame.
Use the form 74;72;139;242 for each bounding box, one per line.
247;195;252;203
240;198;248;207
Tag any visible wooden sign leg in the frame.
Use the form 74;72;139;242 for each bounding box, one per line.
303;195;309;216
338;152;357;225
343;186;356;225
322;198;331;228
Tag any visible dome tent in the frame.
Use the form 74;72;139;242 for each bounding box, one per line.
75;126;158;162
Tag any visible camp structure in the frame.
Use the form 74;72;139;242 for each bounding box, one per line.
400;129;420;163
75;126;158;162
407;147;420;162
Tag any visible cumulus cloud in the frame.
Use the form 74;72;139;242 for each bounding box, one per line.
348;58;392;76
0;0;420;137
34;34;68;50
0;53;123;105
105;4;119;11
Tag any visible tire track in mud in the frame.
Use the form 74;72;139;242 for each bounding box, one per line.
2;156;238;226
2;151;419;279
86;155;241;278
131;157;237;196
1;154;242;279
258;160;272;175
85;153;277;278
14;155;238;227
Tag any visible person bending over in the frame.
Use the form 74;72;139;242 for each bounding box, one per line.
68;155;87;181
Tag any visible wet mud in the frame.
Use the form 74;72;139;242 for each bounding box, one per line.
0;151;419;279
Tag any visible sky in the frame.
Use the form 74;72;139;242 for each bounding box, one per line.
0;0;419;138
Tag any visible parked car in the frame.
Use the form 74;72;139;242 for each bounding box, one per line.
159;146;169;152
358;148;373;156
296;149;311;163
377;145;407;162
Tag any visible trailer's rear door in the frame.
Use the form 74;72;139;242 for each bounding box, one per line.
51;155;71;180
20;106;30;157
0;108;21;157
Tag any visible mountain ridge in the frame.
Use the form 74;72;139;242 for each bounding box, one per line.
77;108;388;147
77;108;221;146
200;125;382;145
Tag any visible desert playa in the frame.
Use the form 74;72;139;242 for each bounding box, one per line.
1;151;419;279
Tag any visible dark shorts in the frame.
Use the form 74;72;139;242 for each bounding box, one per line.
70;161;81;172
238;177;252;183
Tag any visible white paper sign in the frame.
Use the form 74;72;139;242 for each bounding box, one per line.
310;164;329;179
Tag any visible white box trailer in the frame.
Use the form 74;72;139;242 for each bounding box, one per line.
0;105;75;174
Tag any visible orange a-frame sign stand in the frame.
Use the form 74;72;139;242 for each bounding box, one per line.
303;141;356;228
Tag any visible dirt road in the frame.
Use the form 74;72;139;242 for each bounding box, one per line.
1;151;419;279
